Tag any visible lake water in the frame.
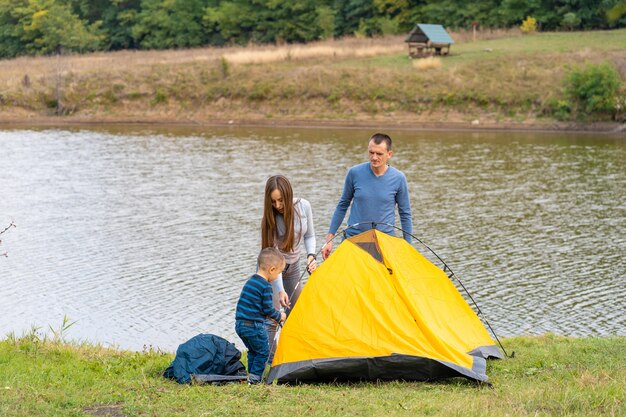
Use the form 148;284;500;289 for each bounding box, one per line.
1;125;624;352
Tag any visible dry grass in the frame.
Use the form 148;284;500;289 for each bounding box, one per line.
223;37;404;64
0;36;405;89
412;56;442;70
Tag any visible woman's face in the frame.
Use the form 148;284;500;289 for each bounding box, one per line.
270;189;284;214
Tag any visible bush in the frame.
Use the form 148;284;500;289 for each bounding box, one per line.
152;89;168;104
565;62;622;117
520;16;537;33
544;98;572;121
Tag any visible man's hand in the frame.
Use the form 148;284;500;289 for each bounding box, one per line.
278;291;290;308
280;311;287;323
321;233;334;260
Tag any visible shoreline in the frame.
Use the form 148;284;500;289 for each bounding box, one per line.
1;113;624;134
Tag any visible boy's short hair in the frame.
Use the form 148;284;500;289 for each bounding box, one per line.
258;247;285;270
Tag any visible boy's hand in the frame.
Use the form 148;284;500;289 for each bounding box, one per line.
280;312;287;323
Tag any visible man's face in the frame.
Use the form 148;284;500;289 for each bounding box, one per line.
368;140;392;170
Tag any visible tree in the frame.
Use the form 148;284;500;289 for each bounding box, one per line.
562;12;581;30
68;0;142;50
255;0;324;43
607;0;626;25
0;0;102;57
204;0;324;45
24;1;102;54
203;1;257;45
333;0;377;36
416;0;501;29
132;0;212;49
316;5;336;39
499;0;626;31
0;0;26;57
498;0;546;28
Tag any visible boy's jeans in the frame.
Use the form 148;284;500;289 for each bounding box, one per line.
236;320;269;382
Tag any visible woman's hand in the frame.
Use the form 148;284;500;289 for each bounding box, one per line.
307;255;317;273
278;290;290;308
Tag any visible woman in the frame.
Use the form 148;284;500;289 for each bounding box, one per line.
262;175;317;310
261;175;316;359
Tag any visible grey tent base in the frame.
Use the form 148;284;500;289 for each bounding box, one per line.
191;373;247;385
268;349;501;384
469;344;504;360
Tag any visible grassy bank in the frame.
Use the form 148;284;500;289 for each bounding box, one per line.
0;30;625;129
1;333;624;417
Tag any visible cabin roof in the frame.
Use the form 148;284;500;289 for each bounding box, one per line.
405;24;454;44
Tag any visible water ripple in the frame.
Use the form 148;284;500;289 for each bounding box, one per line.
0;127;624;351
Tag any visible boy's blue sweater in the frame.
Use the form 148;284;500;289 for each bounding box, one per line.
235;274;282;323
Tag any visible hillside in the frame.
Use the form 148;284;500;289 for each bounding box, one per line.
0;29;624;131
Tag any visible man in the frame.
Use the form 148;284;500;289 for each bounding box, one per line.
321;133;413;259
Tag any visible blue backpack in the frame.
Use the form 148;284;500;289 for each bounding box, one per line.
163;333;247;384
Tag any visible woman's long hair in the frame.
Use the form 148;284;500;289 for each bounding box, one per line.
262;175;295;252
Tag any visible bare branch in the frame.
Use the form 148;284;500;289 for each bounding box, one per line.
0;221;16;236
1;221;16;257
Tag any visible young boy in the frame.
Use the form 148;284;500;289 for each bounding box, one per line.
235;247;287;384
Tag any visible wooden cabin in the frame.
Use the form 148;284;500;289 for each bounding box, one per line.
405;24;454;58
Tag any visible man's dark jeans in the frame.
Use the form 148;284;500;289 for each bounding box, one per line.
236;320;269;382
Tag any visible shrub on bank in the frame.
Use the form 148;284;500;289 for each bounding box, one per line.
565;62;623;119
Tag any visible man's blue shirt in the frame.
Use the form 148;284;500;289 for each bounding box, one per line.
328;162;412;242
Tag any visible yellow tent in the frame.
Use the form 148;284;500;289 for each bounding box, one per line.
268;229;502;383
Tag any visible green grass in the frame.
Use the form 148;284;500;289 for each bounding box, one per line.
445;30;626;63
0;333;624;417
332;29;626;68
